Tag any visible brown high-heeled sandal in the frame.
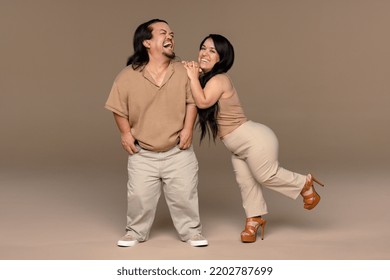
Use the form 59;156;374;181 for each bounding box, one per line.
241;216;267;242
301;174;325;210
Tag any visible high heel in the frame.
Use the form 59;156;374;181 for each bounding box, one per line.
301;174;325;210
241;216;267;242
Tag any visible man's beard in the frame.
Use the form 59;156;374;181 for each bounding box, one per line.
163;51;175;59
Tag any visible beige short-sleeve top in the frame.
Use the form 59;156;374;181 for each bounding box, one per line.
105;61;195;152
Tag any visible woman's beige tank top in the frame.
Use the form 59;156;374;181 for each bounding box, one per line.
217;87;247;138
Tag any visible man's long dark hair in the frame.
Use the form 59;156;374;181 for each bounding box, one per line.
126;19;168;69
197;34;235;142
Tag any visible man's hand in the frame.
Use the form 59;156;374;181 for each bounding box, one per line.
179;127;193;150
120;132;139;155
113;113;139;155
179;104;197;150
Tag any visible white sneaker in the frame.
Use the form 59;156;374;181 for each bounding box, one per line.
187;234;208;247
117;232;139;247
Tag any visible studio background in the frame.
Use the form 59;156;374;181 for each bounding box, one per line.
1;0;389;259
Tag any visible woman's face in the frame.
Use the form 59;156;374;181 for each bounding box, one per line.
198;38;220;73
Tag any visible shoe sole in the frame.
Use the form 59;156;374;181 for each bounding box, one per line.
117;240;139;247
241;237;256;243
187;240;208;247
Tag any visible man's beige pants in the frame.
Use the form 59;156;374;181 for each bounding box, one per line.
222;121;307;217
125;145;202;242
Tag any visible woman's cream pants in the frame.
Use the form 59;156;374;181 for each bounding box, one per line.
222;121;306;217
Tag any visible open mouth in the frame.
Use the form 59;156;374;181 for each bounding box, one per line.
163;42;173;49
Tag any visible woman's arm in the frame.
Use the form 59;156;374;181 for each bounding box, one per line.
183;62;225;109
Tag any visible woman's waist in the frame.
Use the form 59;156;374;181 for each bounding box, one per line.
218;118;248;139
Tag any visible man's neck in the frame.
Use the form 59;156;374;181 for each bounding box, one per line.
147;56;171;72
146;57;171;86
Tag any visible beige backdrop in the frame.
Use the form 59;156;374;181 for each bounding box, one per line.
1;0;389;259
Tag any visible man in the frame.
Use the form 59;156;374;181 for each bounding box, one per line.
105;19;208;247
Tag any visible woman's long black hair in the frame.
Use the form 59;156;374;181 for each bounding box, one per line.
197;34;235;142
126;19;168;69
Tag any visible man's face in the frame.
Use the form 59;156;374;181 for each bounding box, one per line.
146;22;175;59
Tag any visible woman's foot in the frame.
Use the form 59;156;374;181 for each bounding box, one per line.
301;174;324;210
241;216;267;242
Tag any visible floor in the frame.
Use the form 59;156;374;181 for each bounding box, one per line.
1;159;389;260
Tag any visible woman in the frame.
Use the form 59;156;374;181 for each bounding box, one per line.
183;34;324;242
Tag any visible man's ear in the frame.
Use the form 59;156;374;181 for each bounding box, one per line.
143;40;151;49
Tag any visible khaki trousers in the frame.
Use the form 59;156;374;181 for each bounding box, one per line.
125;145;202;241
222;121;306;217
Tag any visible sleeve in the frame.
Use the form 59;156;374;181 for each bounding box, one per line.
104;81;129;118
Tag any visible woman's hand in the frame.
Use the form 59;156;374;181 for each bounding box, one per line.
182;60;202;81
